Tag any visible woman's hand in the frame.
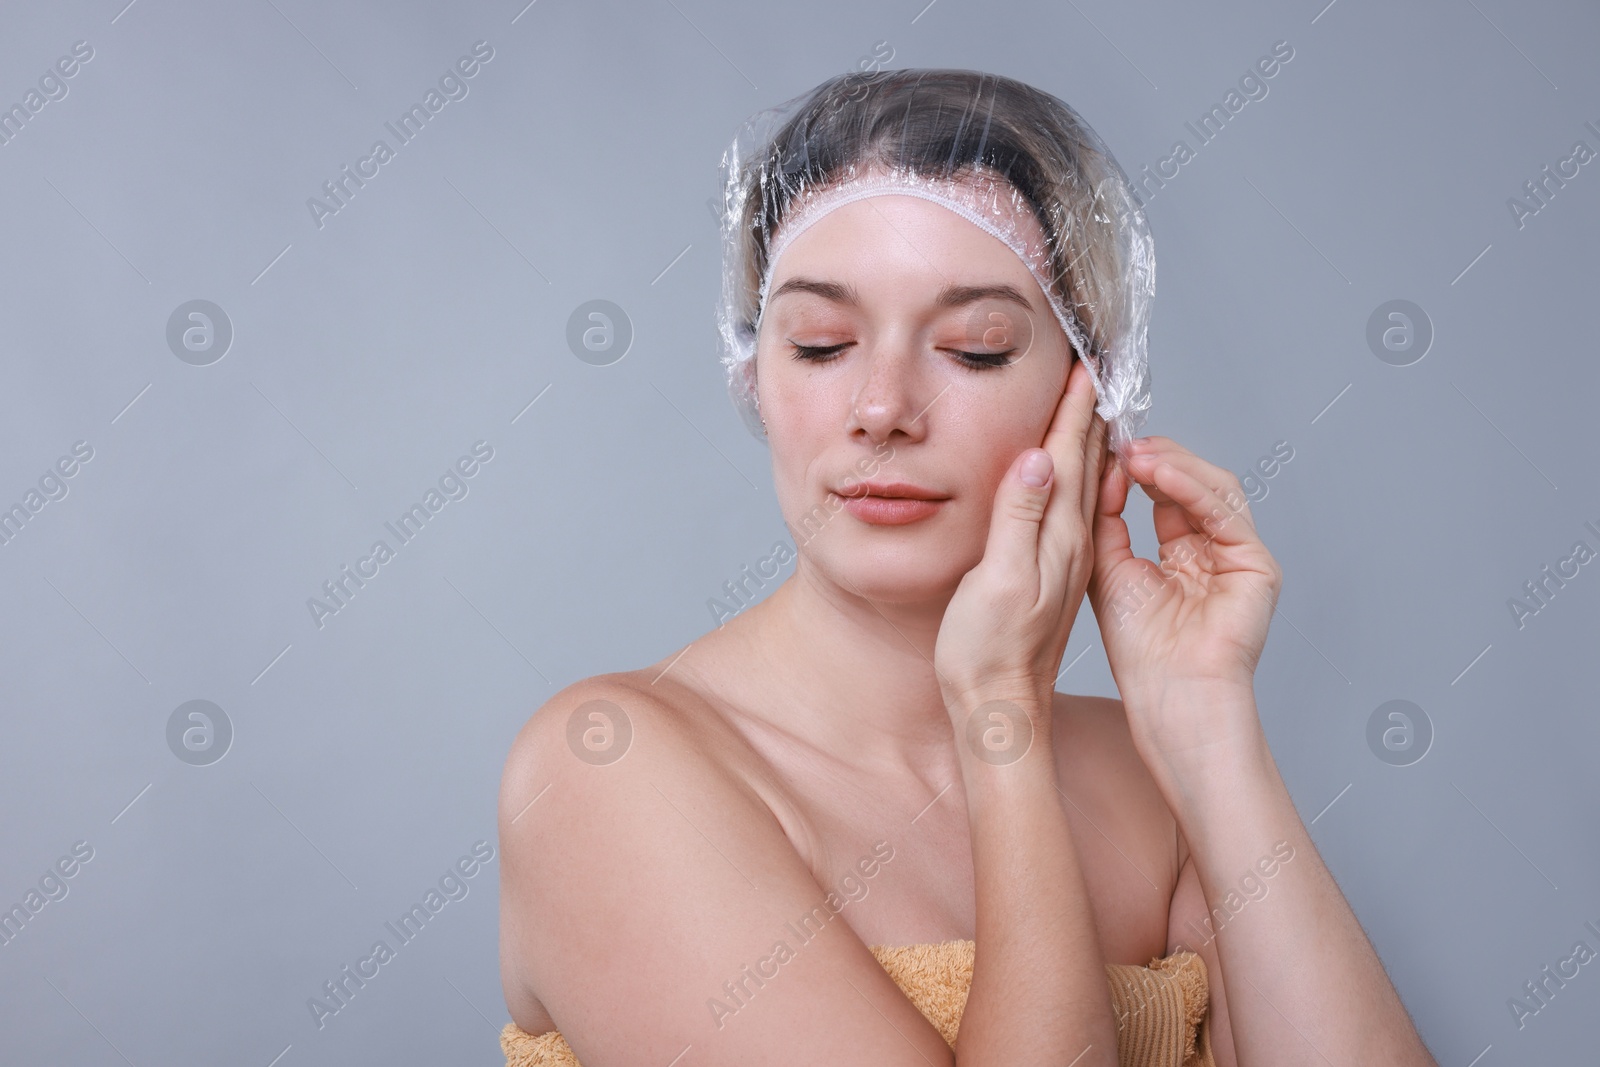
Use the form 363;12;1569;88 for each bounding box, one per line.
933;359;1109;723
1086;436;1283;762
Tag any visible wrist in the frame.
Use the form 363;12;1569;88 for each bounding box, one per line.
1159;736;1290;861
1120;682;1269;793
1121;674;1256;713
948;689;1051;760
942;678;1054;725
955;736;1063;820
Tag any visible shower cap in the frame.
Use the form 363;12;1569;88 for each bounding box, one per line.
713;68;1155;457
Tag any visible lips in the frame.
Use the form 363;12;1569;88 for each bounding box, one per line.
835;481;950;525
837;481;950;501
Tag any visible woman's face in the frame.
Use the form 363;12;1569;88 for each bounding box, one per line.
755;188;1076;605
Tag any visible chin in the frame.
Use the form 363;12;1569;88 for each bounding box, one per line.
809;529;975;606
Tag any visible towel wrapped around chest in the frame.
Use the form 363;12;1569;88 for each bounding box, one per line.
500;940;1215;1067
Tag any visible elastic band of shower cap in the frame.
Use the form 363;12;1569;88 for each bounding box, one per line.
714;69;1156;457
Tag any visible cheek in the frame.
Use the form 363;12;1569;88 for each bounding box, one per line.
947;375;1063;473
755;341;827;426
928;401;1046;540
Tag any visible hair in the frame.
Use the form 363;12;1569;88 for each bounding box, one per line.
727;68;1140;368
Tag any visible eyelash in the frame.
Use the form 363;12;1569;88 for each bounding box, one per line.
788;343;1016;370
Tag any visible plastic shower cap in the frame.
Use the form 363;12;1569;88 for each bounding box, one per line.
713;68;1156;457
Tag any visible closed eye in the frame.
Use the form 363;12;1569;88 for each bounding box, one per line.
789;342;851;362
787;342;1017;370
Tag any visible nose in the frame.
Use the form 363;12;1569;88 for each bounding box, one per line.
846;340;934;445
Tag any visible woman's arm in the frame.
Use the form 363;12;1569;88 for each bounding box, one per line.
935;360;1123;1066
1088;436;1437;1065
498;675;1117;1067
949;687;1120;1067
498;678;954;1067
1157;686;1434;1065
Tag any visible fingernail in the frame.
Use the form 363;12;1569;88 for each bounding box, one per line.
1020;449;1053;487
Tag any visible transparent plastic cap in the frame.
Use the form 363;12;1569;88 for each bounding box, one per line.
713;68;1155;457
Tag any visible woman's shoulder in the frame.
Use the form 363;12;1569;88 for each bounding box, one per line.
1051;690;1173;823
1049;690;1183;946
1050;689;1156;781
496;670;785;1003
509;657;780;755
501;668;750;794
496;671;901;1055
498;667;803;877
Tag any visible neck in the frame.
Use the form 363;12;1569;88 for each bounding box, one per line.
695;557;963;779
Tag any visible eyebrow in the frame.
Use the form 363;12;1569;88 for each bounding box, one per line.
768;277;1037;314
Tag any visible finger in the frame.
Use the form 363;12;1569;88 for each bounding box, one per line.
1126;438;1255;525
1121;453;1217;547
1087;456;1135;596
978;446;1056;587
1042;360;1097;476
1037;361;1099;579
1130;459;1261;549
1123;454;1256;548
1086;460;1178;630
1123;438;1259;547
1079;410;1109;525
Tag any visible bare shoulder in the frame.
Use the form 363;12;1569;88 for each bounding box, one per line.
497;669;782;848
500;671;719;793
496;673;756;1029
1050;691;1150;777
497;670;773;901
1049;690;1182;959
496;672;951;1064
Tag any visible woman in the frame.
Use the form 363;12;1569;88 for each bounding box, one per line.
498;69;1437;1066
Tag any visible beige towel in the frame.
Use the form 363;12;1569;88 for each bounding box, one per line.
501;940;1215;1067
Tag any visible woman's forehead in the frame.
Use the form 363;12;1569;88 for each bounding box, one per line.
767;165;1053;279
768;199;1048;312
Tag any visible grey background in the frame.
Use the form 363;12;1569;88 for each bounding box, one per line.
1;0;1595;1063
